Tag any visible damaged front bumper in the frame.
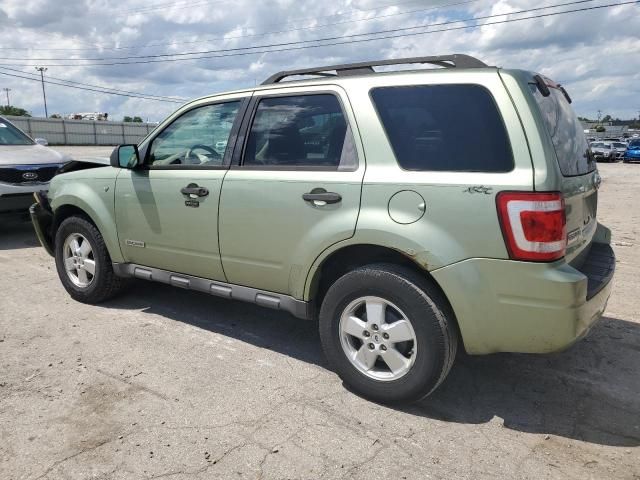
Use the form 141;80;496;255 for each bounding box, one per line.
29;191;54;257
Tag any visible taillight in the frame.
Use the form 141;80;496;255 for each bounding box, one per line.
496;192;566;262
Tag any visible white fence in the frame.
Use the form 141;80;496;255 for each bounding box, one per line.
4;116;157;145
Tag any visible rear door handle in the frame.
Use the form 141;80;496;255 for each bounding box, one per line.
181;183;209;197
302;188;342;205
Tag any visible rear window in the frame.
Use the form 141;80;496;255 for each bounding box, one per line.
370;85;513;172
530;84;595;176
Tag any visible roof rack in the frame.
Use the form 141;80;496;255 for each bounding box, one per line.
261;54;488;85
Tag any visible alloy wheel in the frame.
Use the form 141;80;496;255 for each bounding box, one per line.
339;296;417;381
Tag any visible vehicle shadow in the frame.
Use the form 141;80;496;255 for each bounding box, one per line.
0;217;40;250
104;281;640;447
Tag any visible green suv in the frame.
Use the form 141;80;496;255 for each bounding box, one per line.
31;55;615;404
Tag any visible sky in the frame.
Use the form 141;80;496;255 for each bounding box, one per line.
0;0;638;122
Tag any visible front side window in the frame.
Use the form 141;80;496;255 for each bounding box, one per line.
370;85;513;172
243;94;357;169
0;119;33;145
148;101;240;167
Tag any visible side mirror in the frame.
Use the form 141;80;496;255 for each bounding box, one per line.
110;144;140;169
34;138;48;146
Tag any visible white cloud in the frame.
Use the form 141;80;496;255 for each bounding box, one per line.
0;0;637;121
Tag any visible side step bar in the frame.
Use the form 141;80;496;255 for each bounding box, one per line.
112;263;311;320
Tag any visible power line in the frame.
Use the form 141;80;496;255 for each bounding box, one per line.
0;70;184;103
0;0;600;61
0;0;633;67
0;65;187;102
0;0;480;52
118;0;231;15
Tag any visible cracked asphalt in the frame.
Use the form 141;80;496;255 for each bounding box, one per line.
1;153;639;479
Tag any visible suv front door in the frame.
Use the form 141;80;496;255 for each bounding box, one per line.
218;86;365;298
115;96;248;280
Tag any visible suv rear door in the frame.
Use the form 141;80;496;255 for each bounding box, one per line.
218;85;365;297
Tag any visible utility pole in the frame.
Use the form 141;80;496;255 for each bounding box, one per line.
35;67;48;117
2;88;10;107
597;109;602;124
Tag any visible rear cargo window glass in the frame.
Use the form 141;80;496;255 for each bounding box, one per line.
530;85;595;177
370;85;513;172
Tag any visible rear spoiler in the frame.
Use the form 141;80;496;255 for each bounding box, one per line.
533;74;572;103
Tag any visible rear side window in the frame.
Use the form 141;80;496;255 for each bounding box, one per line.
370;85;513;172
243;94;357;170
530;84;595;177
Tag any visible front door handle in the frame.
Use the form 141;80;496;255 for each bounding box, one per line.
181;183;209;197
302;188;342;205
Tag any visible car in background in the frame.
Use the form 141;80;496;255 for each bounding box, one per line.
590;142;615;162
0;116;70;216
623;139;640;163
610;141;627;159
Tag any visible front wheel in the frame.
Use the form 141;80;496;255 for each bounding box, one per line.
319;264;457;404
54;215;125;303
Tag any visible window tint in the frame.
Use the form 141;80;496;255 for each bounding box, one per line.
370;85;513;172
148;101;240;167
243;94;356;169
530;85;595;176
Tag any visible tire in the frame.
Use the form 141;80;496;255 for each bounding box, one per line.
54;215;124;303
319;263;457;404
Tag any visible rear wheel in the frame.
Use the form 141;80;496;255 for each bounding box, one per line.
54;216;124;303
319;264;457;404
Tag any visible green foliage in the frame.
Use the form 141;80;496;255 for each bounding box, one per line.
49;114;61;119
595;125;606;132
123;115;144;123
0;105;31;116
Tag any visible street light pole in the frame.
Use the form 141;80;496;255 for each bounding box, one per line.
2;88;10;107
35;67;48;117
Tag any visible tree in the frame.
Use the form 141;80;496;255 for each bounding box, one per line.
123;116;132;122
595;125;606;132
123;115;144;123
601;114;612;123
49;114;61;119
0;105;31;116
132;116;143;123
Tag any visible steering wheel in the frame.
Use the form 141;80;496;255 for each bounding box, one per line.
185;144;220;164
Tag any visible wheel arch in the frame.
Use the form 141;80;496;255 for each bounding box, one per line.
51;195;123;263
309;242;454;313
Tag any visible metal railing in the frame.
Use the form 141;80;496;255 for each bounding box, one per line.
4;116;157;146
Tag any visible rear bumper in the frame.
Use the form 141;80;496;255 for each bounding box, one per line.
431;224;615;355
29;193;54;256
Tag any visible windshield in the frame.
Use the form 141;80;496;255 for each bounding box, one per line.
0;118;34;145
530;84;595;176
612;142;626;148
629;140;640;148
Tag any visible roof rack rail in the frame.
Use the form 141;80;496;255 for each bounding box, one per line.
262;54;488;85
